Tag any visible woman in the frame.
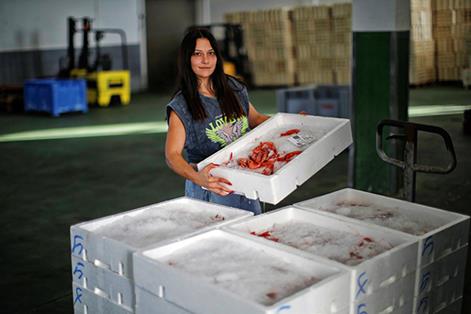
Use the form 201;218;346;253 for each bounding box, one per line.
165;28;269;214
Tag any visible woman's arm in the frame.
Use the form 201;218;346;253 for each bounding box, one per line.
165;110;233;196
248;102;270;128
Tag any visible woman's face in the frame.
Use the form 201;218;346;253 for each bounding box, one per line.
191;38;217;81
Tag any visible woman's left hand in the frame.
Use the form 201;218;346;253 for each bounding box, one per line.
196;163;233;196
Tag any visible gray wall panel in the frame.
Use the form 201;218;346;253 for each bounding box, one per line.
145;0;195;91
0;45;142;91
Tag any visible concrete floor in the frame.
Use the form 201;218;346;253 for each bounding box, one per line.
0;86;470;313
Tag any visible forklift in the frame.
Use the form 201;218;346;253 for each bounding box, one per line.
186;23;252;85
59;17;130;107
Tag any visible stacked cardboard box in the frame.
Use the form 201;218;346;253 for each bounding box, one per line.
291;4;352;85
410;0;436;84
225;1;471;87
225;8;295;86
432;0;471;81
331;3;352;85
292;5;335;84
226;4;352;87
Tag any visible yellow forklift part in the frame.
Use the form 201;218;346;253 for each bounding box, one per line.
223;61;237;76
59;17;131;107
70;68;88;78
87;70;130;107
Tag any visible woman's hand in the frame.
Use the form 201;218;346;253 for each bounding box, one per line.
166;110;233;196
196;163;233;196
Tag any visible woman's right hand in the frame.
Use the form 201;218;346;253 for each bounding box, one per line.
196;163;233;196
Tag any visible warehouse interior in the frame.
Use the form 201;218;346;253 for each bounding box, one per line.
1;0;471;313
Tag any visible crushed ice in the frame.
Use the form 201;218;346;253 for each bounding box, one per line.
161;237;322;306
322;201;440;235
94;207;236;248
250;220;394;266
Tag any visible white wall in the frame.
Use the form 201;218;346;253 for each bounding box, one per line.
201;0;350;24
0;0;142;52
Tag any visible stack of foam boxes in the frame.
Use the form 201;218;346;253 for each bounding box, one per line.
70;191;468;314
70;198;253;314
295;188;469;314
225;206;419;314
134;229;352;314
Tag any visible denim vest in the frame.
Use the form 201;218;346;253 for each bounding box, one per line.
166;78;251;163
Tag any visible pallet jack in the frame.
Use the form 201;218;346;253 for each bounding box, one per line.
376;119;457;202
59;17;130;107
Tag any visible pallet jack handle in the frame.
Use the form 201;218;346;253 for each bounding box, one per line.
376;119;456;202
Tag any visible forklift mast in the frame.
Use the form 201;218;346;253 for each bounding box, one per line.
78;17;92;71
61;16;128;76
93;28;129;71
66;17;76;73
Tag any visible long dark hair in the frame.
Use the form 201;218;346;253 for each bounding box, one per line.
174;28;244;121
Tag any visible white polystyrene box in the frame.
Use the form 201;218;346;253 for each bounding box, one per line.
197;113;352;204
415;245;468;301
224;206;418;307
352;271;416;314
71;255;134;309
294;188;470;267
133;229;351;314
433;297;462;314
72;282;132;314
414;276;465;314
135;287;194;314
70;197;252;278
414;248;467;314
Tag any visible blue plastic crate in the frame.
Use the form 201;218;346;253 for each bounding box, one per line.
24;79;88;117
276;84;351;118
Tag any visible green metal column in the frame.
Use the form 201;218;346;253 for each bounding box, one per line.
352;0;410;195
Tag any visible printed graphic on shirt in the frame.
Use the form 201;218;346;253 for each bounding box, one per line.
205;115;249;147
